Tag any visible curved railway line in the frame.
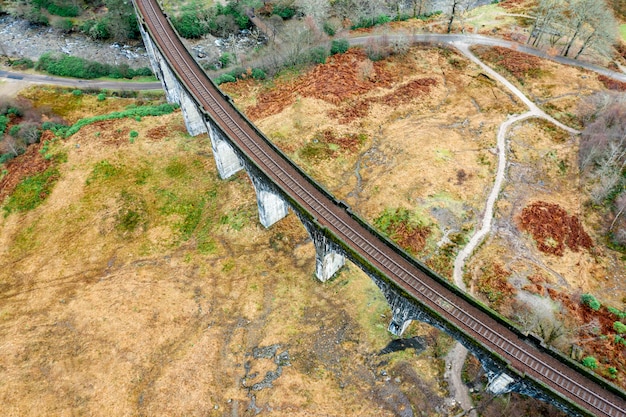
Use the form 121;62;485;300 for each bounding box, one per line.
134;1;626;415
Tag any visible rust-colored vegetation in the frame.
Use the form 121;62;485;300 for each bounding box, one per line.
547;290;626;383
517;201;593;256
0;132;54;203
473;46;543;83
329;77;437;123
246;49;394;120
374;207;431;256
476;262;516;306
598;75;626;91
298;129;367;162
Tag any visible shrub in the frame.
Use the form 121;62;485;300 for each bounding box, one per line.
53;18;74;32
614;321;626;334
97;93;106;101
215;74;236;85
219;52;234;68
10;58;35;69
9;125;20;137
83;18;110;40
24;8;49;26
309;46;329;64
0;115;9;135
7;107;22;117
129;130;138;139
330;39;349;55
272;5;296;19
608;306;626;319
351;14;392;29
172;12;209;38
72;89;83;96
323;21;336;36
48;4;79;18
582;356;598;369
581;293;601;311
251;68;266;80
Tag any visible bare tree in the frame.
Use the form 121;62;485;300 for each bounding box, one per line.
294;0;330;28
446;0;468;34
409;0;431;17
561;0;609;57
527;0;567;47
572;6;618;59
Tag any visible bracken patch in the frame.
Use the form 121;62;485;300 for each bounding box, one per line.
0;133;53;204
517;201;593;256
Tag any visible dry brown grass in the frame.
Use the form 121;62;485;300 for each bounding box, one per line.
2;37;625;414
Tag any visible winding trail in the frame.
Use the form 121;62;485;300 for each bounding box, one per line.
443;43;580;415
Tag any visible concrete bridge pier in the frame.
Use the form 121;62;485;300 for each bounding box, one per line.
248;175;289;228
295;213;345;282
206;120;244;179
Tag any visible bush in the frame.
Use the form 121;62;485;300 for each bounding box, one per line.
582;356;598;369
129;130;138;139
85;19;110;40
581;293;601;311
7;107;22;117
614;321;626;334
172;12;209;38
351;14;392;29
72;89;83;96
309;46;329;64
10;58;35;69
97;93;106;101
9;125;20;137
24;7;49;26
272;5;296;19
251;68;266;80
215;74;236;85
219;52;234;68
323;21;336;36
53;18;74;33
0;115;9;135
330;39;349;55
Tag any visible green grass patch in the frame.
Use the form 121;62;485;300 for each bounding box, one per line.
86;160;123;185
65;103;179;138
115;191;148;235
219;207;250;231
620;24;626;41
165;159;189;179
3;167;60;215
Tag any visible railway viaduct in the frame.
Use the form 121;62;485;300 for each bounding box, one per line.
132;1;626;415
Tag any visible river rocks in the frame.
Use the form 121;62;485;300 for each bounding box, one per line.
0;16;150;68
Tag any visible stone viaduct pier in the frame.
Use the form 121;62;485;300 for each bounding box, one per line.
133;1;626;416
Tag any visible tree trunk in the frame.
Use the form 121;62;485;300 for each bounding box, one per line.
574;32;595;59
563;22;582;57
447;1;458;33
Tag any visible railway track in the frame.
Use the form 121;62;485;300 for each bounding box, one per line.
133;1;626;415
